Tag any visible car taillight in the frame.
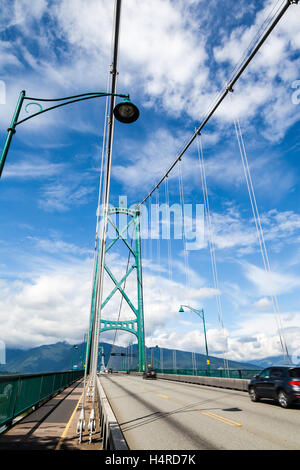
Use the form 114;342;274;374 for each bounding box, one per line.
289;380;300;386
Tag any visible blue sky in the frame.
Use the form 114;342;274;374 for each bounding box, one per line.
1;0;300;365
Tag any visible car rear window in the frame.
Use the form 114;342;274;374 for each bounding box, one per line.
270;368;284;377
289;368;300;378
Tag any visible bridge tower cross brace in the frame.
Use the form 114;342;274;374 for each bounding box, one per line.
98;205;146;372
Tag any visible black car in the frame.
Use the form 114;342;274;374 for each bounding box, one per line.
248;366;300;408
143;369;157;380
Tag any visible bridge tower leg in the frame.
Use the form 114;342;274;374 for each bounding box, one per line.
98;205;146;372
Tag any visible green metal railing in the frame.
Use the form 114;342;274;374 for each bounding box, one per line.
153;369;261;379
0;369;84;427
127;368;261;379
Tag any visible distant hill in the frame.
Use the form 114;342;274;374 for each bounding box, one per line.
249;355;298;369
0;341;260;374
0;342;86;374
106;343;260;371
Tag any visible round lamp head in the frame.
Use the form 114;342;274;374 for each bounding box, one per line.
113;99;140;124
179;306;184;313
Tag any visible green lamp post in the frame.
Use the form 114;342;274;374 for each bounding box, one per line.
71;344;79;370
179;305;210;375
0;90;139;179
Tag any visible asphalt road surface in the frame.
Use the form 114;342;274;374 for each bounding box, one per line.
100;374;300;450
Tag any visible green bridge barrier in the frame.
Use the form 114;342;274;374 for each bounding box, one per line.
0;369;84;428
155;369;261;379
128;368;261;379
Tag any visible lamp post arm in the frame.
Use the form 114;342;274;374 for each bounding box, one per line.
16;92;130;127
181;304;204;319
0;90;129;179
24;91;130;103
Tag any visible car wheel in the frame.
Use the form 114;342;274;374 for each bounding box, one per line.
249;387;260;402
277;390;292;408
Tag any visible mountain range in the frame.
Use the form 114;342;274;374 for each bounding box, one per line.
248;355;298;369
0;341;264;374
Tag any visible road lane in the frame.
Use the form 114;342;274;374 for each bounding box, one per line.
100;374;300;450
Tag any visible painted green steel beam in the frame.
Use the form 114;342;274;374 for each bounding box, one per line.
106;216;136;256
97;206;146;373
105;216;135;256
134;209;146;371
100;320;138;337
101;263;136;310
104;264;138;316
100;326;138;336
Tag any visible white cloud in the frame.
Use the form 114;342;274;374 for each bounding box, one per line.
253;297;272;310
225;310;300;362
244;262;300;296
0;243;219;349
112;128;190;191
212;1;300;138
0;0;299;147
0;0;48;32
208;207;300;254
0;257;93;349
38;178;97;212
0;237;298;364
28;236;92;256
147;311;300;363
0;41;22;68
52;0;210;112
3;157;65;179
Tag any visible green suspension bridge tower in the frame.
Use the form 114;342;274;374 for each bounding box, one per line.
88;205;146;372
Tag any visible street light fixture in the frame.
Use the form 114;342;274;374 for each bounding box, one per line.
179;305;210;375
113;98;140;123
0;90;140;178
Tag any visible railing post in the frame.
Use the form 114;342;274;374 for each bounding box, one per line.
10;376;21;426
38;375;44;404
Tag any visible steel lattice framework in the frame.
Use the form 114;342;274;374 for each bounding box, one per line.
99;205;146;372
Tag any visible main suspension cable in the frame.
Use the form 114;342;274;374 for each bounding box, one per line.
137;0;298;208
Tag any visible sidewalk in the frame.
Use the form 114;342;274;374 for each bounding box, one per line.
0;379;101;450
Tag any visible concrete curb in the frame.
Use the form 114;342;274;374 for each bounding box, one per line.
158;373;249;391
96;376;128;450
129;371;250;392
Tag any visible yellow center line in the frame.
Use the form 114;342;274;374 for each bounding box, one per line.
55;391;83;450
198;409;243;427
156;393;171;399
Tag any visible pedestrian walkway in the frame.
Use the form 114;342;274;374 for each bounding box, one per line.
0;379;101;450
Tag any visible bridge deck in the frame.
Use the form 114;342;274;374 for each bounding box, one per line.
100;374;300;450
0;379;101;450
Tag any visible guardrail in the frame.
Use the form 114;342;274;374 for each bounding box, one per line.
96;375;128;450
0;369;84;428
127;369;261;392
154;369;261;379
157;373;250;391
